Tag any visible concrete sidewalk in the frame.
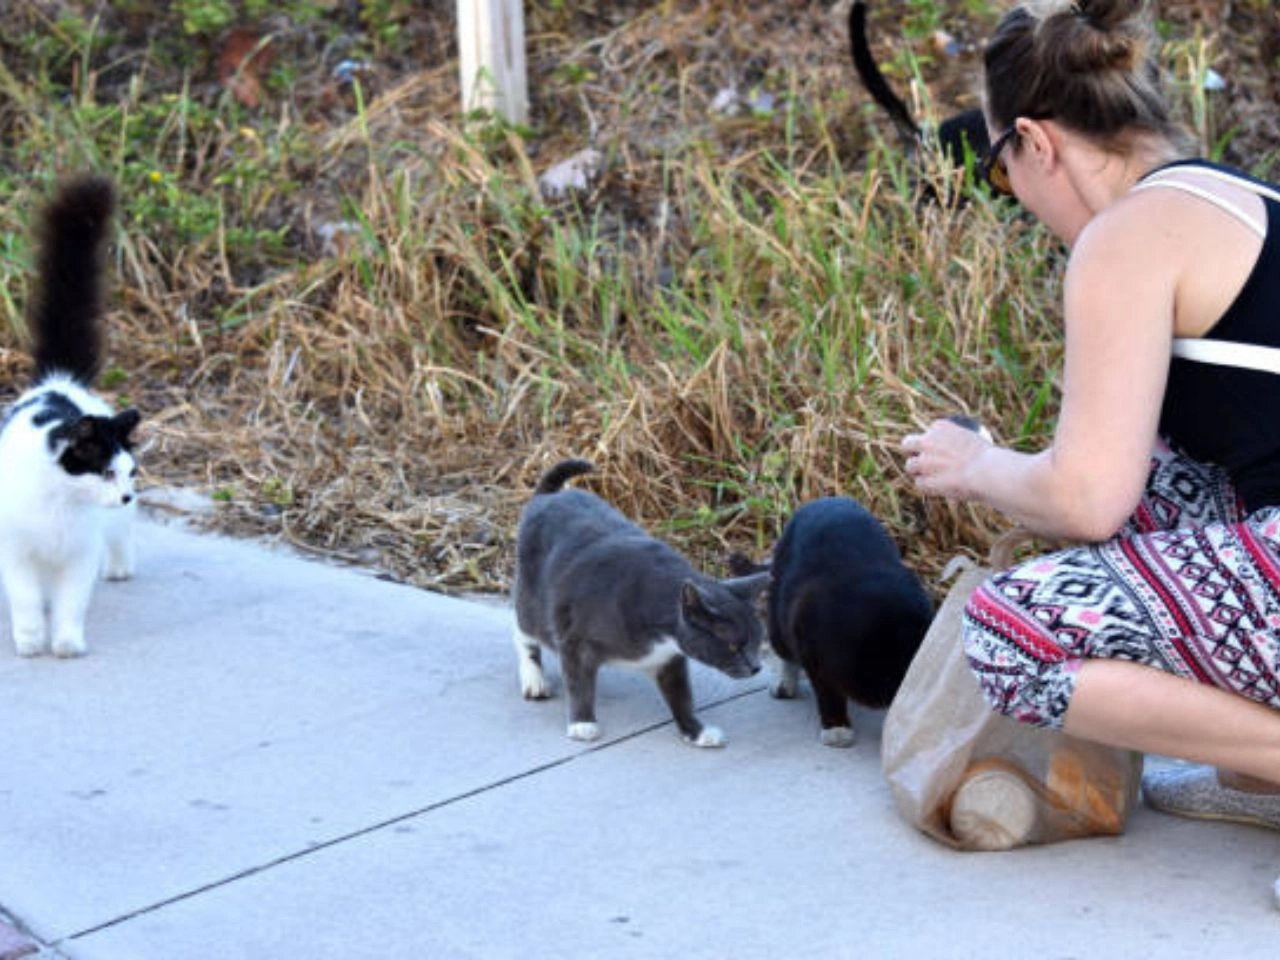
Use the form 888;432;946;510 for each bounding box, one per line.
0;515;1275;959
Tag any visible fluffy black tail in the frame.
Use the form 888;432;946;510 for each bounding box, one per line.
534;459;594;495
849;1;920;144
30;175;115;384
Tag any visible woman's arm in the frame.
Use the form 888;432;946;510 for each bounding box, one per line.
903;196;1181;540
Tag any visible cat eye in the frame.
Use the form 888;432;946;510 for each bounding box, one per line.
713;622;740;643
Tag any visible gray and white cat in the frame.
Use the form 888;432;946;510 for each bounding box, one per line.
0;176;140;658
512;459;768;747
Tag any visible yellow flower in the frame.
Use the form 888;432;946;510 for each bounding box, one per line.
148;170;163;183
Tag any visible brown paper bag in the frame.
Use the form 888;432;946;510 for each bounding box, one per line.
881;531;1143;850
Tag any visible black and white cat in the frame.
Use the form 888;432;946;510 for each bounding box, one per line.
0;176;140;658
512;459;768;748
731;497;932;747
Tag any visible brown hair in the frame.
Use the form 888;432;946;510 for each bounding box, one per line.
984;0;1189;152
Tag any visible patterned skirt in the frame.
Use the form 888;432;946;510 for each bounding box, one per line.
962;441;1280;728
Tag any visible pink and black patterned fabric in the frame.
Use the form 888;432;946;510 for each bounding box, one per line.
963;442;1280;727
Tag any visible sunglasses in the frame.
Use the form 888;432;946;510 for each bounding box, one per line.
979;125;1018;196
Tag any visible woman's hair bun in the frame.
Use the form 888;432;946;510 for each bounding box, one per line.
985;0;1184;148
1039;0;1151;75
1073;0;1146;32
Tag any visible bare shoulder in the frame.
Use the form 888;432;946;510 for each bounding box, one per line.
1066;185;1224;316
1064;194;1181;306
1080;187;1192;257
1073;170;1266;335
1094;170;1264;253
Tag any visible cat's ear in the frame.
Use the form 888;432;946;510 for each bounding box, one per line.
680;581;712;619
722;571;770;599
113;408;141;440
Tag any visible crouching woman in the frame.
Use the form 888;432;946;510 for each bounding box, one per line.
901;0;1280;905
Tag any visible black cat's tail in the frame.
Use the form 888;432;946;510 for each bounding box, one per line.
849;0;920;144
534;458;594;495
30;175;115;385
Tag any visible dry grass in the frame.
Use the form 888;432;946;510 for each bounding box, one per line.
1;0;1278;597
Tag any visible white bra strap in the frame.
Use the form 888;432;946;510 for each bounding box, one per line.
1145;165;1280;204
1130;178;1266;239
1172;338;1280;375
1157;168;1279;375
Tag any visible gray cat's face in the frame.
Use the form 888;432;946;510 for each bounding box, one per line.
677;574;769;678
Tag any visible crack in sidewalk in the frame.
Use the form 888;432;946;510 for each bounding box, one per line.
59;683;766;946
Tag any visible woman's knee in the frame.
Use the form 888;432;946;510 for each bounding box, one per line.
962;574;1073;727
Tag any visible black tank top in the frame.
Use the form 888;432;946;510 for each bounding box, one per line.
1144;160;1280;513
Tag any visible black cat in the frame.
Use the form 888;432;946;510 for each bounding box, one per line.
849;1;990;184
733;496;932;746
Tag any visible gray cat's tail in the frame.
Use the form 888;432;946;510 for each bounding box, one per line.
534;458;594;495
31;175;115;385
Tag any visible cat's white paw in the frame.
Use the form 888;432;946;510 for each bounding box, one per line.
513;628;551;699
769;663;800;699
11;619;48;660
51;630;88;659
103;506;136;580
567;721;600;742
102;556;135;582
820;726;856;748
686;725;726;749
13;630;48;658
519;662;551;700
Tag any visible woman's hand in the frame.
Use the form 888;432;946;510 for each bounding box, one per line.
901;418;993;502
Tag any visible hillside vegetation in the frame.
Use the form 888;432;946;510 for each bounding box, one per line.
1;0;1277;594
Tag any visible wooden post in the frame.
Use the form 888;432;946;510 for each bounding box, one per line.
457;0;528;125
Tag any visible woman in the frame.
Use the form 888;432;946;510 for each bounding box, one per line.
900;0;1280;904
